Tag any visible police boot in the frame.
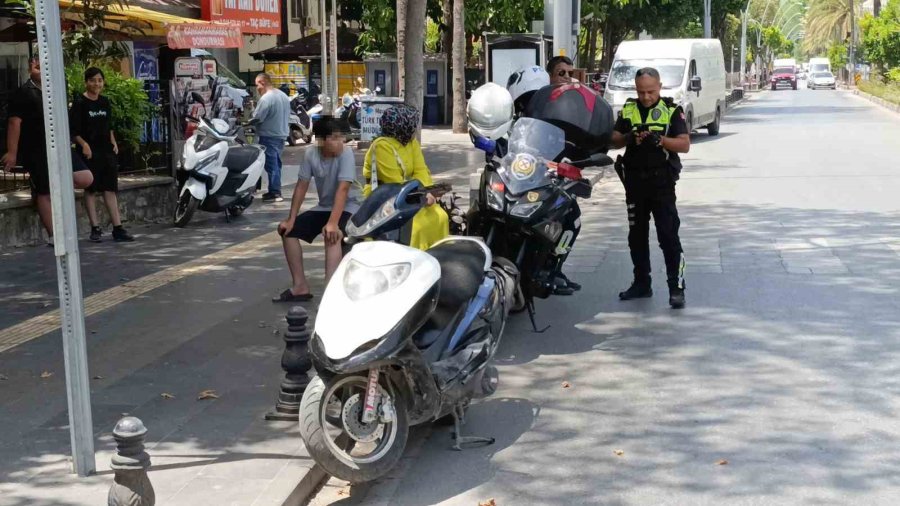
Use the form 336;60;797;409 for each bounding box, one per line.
619;279;653;300
668;281;686;309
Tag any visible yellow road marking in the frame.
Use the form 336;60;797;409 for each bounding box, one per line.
0;231;280;354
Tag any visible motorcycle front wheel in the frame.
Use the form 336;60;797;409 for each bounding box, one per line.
173;192;199;227
299;374;409;483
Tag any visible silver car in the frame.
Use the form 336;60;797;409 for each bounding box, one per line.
808;71;836;90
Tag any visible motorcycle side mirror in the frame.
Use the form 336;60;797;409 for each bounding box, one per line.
589;153;614;166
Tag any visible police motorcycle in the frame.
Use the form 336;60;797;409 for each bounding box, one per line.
174;92;266;227
466;82;614;330
299;180;519;483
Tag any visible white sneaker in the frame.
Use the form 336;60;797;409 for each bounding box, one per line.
274;196;284;202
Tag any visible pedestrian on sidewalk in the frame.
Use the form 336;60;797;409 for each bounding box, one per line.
70;67;134;243
273;118;361;302
610;67;690;309
362;104;448;251
2;57;93;246
250;72;290;203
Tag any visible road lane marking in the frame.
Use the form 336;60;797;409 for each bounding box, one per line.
0;231;281;354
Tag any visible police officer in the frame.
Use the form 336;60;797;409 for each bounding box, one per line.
610;67;690;308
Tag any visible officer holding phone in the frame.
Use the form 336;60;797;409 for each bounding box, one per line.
610;67;691;309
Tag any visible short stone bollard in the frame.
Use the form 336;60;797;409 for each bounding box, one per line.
265;306;313;421
108;416;155;506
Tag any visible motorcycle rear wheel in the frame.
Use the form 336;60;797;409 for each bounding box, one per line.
299;374;409;483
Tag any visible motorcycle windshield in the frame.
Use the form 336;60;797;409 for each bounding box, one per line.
498;118;566;195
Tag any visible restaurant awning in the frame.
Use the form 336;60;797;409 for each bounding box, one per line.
59;0;206;37
250;27;362;61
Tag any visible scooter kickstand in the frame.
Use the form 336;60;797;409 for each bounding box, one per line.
450;405;494;451
527;300;550;333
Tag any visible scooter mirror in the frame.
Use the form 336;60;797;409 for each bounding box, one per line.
190;92;205;104
589;153;614;166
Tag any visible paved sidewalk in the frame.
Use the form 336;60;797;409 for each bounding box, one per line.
0;141;479;506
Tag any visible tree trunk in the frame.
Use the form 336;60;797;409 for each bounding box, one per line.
586;18;598;72
442;0;452;57
397;0;408;98
874;0;881;16
452;0;466;133
404;0;427;116
601;19;614;71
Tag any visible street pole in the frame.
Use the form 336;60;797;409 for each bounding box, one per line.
740;10;748;86
704;0;712;38
329;0;338;109
552;0;572;59
319;0;330;114
849;0;856;84
731;44;735;88
33;0;95;476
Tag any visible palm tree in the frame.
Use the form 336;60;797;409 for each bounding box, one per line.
803;0;857;53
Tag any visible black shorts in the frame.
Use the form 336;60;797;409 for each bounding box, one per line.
84;149;119;193
25;149;89;195
284;210;352;243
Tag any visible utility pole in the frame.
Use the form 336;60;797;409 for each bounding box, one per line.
319;0;329;113
33;0;95;476
329;0;338;109
551;0;572;61
849;0;856;84
731;44;736;87
704;0;712;38
740;10;748;85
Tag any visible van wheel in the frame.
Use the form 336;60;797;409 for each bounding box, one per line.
707;107;721;136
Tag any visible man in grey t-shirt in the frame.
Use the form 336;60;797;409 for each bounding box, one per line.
250;73;291;202
273;118;361;302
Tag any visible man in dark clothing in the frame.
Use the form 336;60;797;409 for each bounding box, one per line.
2;57;93;244
610;67;690;309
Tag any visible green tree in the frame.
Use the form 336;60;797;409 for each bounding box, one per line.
859;0;900;76
827;40;848;69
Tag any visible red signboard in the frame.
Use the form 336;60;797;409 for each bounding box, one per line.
167;24;245;49
201;0;281;35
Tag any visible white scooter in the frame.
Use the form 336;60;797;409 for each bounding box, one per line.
299;180;518;483
288;90;323;146
174;95;266;227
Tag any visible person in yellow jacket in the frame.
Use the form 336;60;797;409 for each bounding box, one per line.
362;104;448;250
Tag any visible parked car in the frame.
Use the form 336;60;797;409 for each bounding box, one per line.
808;71;837;90
605;38;727;136
770;67;798;90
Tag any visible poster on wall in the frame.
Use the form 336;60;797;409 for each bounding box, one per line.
201;0;280;35
133;43;161;142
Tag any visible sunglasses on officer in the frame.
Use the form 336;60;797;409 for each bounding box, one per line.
556;70;575;78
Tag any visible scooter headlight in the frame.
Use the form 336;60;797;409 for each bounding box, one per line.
346;198;397;238
343;260;411;301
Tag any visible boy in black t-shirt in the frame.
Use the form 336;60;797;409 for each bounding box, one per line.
71;67;133;242
2;57;93;245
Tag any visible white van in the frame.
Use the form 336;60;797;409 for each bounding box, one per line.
808;57;831;74
605;39;727;135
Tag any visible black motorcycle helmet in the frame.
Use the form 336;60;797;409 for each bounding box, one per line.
525;83;614;155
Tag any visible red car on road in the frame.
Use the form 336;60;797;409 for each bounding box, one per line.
770;67;797;90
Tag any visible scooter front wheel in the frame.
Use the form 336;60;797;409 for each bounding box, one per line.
173;192;199;227
299;374;409;483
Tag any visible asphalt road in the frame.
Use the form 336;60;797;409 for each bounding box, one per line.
311;89;900;505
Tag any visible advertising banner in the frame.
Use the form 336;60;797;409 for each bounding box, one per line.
167;23;244;49
201;0;280;35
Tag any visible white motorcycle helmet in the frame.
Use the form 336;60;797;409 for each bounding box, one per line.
507;65;550;114
467;83;514;140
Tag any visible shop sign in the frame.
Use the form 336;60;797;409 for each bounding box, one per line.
201;0;280;35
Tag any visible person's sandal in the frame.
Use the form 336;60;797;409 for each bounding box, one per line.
272;289;313;302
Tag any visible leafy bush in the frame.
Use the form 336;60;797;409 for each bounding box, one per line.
65;63;155;149
888;67;900;83
858;79;900;106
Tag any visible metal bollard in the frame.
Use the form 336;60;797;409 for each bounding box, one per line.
108;416;155;506
265;306;313;421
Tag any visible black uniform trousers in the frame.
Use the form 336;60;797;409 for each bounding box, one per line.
624;167;685;289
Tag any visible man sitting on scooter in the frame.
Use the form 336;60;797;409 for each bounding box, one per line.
273;118;362;302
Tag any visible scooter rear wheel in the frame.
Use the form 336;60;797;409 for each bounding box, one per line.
299;374;409;483
173;192;199;227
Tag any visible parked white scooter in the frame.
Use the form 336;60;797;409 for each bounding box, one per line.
174;93;266;227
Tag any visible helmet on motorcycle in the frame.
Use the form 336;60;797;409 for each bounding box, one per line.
507;65;550;114
525;83;614;155
467;83;514;140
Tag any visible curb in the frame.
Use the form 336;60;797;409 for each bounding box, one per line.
852;88;900;114
282;464;329;506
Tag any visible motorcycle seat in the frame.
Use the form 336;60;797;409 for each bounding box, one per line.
224;146;262;173
427;238;489;310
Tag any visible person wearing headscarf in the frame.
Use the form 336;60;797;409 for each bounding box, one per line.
362;104;448;250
